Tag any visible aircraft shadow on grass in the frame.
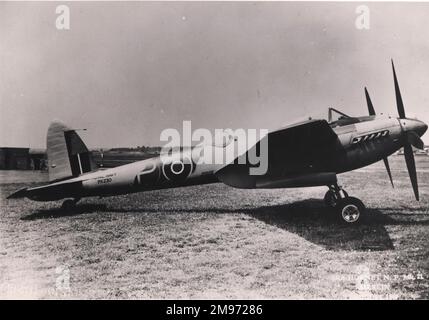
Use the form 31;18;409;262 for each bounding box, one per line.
21;198;429;252
20;203;108;220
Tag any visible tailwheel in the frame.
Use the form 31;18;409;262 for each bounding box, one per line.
336;197;365;224
61;198;80;211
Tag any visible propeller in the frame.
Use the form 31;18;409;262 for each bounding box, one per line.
365;87;375;116
407;131;425;150
364;87;394;187
383;157;394;188
363;61;425;200
391;59;420;200
392;60;406;119
403;143;419;201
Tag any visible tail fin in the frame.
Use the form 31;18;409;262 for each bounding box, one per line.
47;120;96;181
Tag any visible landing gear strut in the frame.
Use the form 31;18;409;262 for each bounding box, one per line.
61;198;80;211
324;184;365;224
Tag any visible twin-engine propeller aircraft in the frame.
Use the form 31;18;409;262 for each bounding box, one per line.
8;61;428;223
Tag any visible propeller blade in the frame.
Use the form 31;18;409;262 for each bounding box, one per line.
383;157;394;188
392;59;406;119
407;131;425;150
365;87;376;116
403;143;419;201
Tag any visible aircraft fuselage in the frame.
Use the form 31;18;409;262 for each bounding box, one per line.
19;115;427;202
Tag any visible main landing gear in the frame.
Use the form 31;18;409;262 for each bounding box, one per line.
324;184;365;224
61;198;80;211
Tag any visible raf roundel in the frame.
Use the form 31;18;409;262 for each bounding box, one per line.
161;155;194;182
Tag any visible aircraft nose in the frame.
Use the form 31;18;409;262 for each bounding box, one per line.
422;121;428;135
400;119;428;137
416;120;428;136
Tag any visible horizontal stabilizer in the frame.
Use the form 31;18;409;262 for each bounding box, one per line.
7;187;29;199
8;180;83;201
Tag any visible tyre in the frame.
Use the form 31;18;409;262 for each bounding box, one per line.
336;197;365;224
61;199;76;211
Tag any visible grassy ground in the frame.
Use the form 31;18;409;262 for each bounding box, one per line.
0;156;428;299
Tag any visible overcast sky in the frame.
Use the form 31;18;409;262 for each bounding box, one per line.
1;2;429;148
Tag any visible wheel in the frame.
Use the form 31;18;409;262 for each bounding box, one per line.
336;197;365;224
61;199;76;211
324;190;336;207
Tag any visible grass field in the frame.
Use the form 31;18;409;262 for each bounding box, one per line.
1;156;428;299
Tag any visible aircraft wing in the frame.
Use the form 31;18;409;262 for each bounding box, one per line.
215;119;339;188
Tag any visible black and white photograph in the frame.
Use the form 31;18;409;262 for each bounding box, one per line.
1;0;428;304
